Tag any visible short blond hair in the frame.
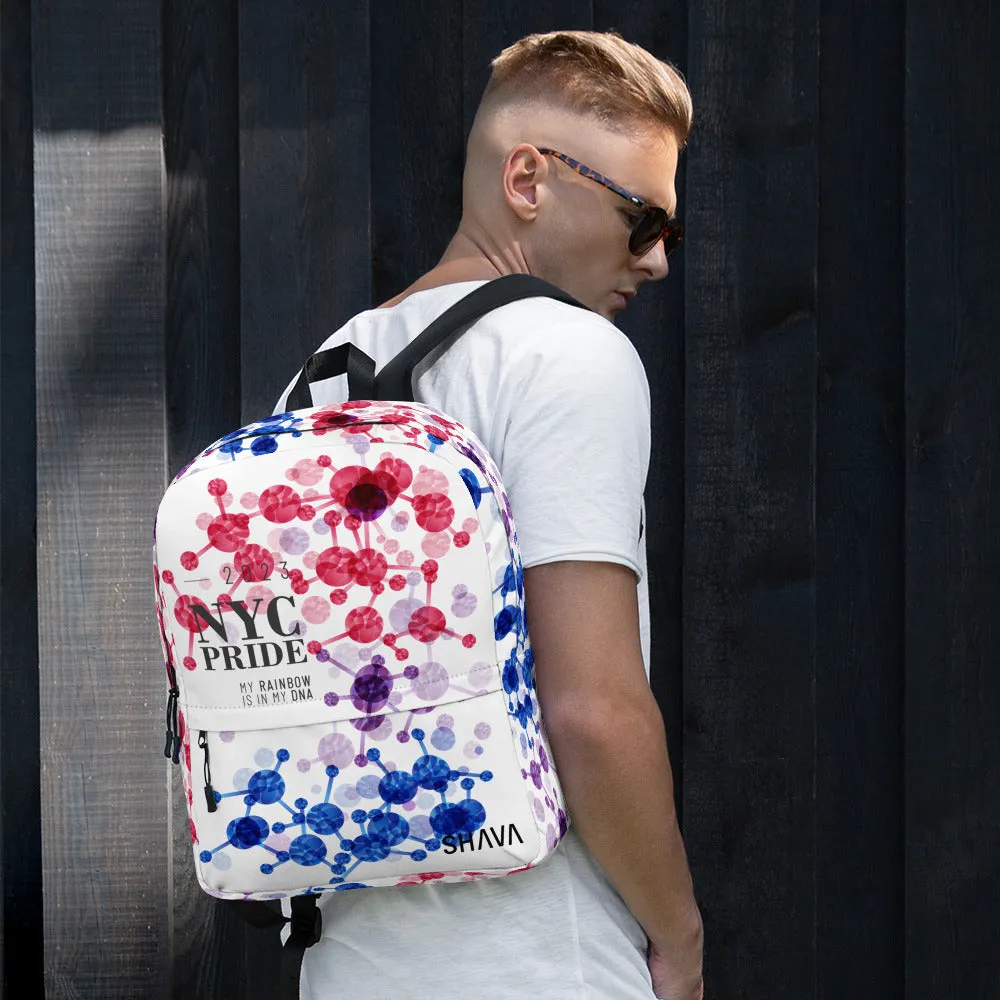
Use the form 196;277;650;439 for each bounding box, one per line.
480;30;693;146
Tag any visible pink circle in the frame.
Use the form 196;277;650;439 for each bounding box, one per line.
289;458;324;486
316;547;356;586
245;584;275;608
207;512;250;553
353;549;388;587
384;540;400;555
173;595;210;634
301;596;330;624
407;606;446;643
258;485;301;524
412;468;448;493
240;492;259;509
346;606;382;643
196;512;213;530
412;493;455;532
302;550;320;570
421;532;450;558
397;550;414;567
462;518;479;535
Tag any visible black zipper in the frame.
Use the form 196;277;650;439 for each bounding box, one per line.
198;730;218;813
163;686;181;763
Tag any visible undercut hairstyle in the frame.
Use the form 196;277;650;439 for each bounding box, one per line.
480;30;693;146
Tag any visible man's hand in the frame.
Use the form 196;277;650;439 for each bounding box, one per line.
648;940;704;1000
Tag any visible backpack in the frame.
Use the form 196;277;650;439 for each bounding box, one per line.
153;275;587;995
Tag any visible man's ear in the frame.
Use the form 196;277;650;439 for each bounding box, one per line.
501;144;547;220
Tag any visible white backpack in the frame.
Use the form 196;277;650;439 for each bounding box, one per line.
153;278;584;957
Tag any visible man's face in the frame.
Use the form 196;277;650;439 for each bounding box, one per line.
531;127;680;321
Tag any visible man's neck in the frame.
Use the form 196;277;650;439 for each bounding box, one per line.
377;229;529;309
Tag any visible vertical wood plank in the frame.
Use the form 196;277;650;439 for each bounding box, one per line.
164;0;241;479
461;1;594;137
684;0;819;995
816;1;906;997
31;1;168;997
904;2;1000;997
0;0;44;994
591;0;690;818
239;0;372;422
370;0;464;303
162;3;258;997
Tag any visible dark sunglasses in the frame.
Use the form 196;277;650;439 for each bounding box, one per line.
537;147;684;259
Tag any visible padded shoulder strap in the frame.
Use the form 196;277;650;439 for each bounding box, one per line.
372;274;586;402
285;275;587;408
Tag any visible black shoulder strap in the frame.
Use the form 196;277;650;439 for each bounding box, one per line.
285;274;587;408
231;895;321;1000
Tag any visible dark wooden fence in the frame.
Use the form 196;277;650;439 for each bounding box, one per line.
1;1;997;998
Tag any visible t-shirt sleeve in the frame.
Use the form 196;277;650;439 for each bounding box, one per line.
496;317;651;580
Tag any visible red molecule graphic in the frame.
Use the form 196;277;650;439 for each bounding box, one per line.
310;407;358;430
317;455;332;467
207;478;228;497
330;589;348;605
233;543;274;582
324;510;342;528
407;606;447;643
453;532;470;548
297;504;316;521
180;551;199;570
389;575;406;592
161;570;175;585
462;634;477;648
207;512;250;553
412;493;455;532
374;456;413;491
183;655;197;671
174;595;211;634
353;548;388;587
307;641;323;655
346;606;383;643
316;546;356;587
343;515;361;532
331;466;402;522
258;484;302;524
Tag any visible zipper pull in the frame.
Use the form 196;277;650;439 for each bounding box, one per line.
198;730;218;813
164;688;179;760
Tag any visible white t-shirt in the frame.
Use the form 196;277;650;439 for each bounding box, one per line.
274;280;656;1000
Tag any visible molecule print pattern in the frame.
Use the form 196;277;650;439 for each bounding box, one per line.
154;400;566;898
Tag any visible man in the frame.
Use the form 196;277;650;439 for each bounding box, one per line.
276;29;703;1000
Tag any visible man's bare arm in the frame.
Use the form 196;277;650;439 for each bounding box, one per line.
525;560;703;985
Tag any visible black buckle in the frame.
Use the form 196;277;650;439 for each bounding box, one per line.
287;896;322;949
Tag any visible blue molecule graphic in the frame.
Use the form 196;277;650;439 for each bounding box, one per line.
413;753;452;792
197;722;499;889
227;815;269;850
307;802;345;836
290;834;327;867
247;769;285;804
378;769;418;805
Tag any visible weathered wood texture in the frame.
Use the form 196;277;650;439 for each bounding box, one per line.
8;1;999;999
817;2;905;996
0;0;44;996
31;1;168;998
904;1;1000;998
684;0;819;996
